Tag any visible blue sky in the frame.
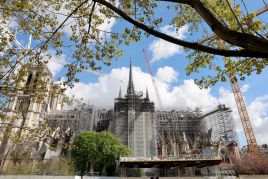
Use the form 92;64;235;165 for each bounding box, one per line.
12;0;268;147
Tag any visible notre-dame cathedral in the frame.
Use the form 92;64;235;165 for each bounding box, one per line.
0;61;238;165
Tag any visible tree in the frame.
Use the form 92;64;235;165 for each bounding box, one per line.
232;155;268;175
71;131;131;176
0;63;74;167
3;157;75;175
41;157;76;175
0;0;268;90
0;1;267;162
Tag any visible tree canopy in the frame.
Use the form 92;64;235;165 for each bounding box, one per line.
71;131;131;176
0;0;268;88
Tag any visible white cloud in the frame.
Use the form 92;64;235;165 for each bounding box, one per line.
149;25;188;63
66;65;217;110
241;84;250;93
47;53;67;77
55;2;116;38
66;66;268;145
218;87;268;145
66;67;147;107
242;95;268;145
156;66;178;83
248;95;268;128
97;17;116;38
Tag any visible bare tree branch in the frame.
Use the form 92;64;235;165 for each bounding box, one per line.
95;0;268;58
197;4;268;44
158;0;268;52
88;1;97;34
39;0;88;52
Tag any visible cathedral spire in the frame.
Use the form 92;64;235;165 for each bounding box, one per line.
119;86;122;98
145;87;149;100
127;59;135;95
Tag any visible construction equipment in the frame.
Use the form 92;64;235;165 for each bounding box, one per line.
195;5;268;155
228;70;259;155
202;51;258;155
223;52;258;155
142;49;163;110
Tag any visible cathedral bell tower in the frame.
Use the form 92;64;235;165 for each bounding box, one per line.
0;62;64;166
8;63;64;128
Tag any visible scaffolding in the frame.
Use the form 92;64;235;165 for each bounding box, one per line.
111;61;157;158
113;94;157;157
155;108;205;158
95;109;113;132
154;106;237;159
46;107;93;133
45;105;112;134
201;104;237;143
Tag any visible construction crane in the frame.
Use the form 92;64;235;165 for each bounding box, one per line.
142;49;163;110
196;5;268;155
228;67;259;155
200;50;259;156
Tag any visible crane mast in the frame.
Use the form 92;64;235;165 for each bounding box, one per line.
228;72;259;155
220;50;258;155
195;4;268;155
222;49;259;155
142;49;163;110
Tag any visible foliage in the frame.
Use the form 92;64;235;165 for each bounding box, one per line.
0;62;79;166
1;1;267;166
3;160;40;175
0;1;267;172
41;157;76;175
232;155;268;175
0;0;267;91
71;131;131;176
3;157;75;175
0;121;52;167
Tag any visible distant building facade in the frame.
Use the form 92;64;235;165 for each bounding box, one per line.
259;144;268;157
6;63;64;128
